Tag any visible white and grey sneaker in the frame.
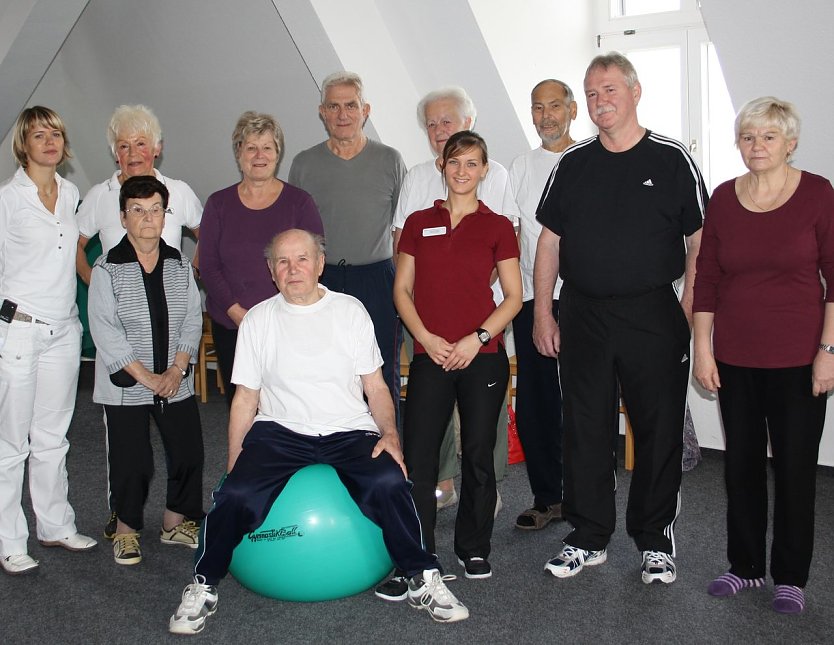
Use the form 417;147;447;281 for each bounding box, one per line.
1;554;39;576
545;544;607;578
641;550;676;584
169;576;219;635
407;569;469;623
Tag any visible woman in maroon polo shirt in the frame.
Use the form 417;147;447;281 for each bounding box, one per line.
693;97;834;614
394;130;521;580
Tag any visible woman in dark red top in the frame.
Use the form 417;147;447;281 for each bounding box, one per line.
394;131;521;580
693;97;834;614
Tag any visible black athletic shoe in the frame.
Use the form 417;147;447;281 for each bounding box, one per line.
375;575;408;601
104;512;117;541
457;556;492;579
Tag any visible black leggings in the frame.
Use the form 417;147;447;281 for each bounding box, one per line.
403;348;508;560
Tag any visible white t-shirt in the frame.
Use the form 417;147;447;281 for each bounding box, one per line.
232;287;384;437
77;169;202;254
0;167;80;322
503;146;563;302
392;157;516;230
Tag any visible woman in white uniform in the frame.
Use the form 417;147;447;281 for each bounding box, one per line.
0;106;97;575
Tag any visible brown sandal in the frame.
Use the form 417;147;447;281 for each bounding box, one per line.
515;503;562;530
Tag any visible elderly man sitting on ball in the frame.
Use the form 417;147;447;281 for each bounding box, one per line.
169;229;468;634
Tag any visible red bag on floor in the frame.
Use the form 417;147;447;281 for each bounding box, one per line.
507;404;525;464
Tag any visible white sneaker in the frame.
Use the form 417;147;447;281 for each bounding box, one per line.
641;550;676;584
544;544;607;578
407;569;469;623
169;576;219;635
39;533;98;552
494;490;503;519
435;487;458;510
1;554;39;575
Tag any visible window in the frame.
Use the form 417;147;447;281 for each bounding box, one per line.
609;0;680;18
596;2;745;191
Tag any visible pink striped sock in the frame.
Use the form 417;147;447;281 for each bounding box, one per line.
707;572;765;597
773;585;805;614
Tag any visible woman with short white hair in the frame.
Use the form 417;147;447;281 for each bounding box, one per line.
694;96;834;614
75;104;202;285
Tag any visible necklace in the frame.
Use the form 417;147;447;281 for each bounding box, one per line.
746;165;789;212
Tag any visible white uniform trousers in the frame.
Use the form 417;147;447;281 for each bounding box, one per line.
0;317;82;556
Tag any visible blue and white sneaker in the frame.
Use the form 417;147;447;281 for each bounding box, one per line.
641;550;676;584
545;544;607;578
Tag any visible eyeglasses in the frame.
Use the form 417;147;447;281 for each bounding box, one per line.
123;205;170;218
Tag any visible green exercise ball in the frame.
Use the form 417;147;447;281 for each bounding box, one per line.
228;464;394;601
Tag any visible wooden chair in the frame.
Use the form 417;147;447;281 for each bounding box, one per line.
195;313;225;403
619;400;635;471
508;354;517;410
399;343;410;398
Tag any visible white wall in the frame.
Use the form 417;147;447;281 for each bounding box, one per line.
469;0;596;146
696;0;834;465
701;0;833;180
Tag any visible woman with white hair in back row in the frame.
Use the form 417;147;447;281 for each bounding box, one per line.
74;104;203;542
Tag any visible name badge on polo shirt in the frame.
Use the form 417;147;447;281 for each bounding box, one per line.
422;226;447;237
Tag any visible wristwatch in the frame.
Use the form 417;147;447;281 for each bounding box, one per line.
476;328;491;346
819;344;834;354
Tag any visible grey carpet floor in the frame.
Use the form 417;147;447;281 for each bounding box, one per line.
2;363;833;644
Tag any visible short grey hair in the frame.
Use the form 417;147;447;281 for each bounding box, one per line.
107;104;162;157
734;96;801;152
416;87;477;131
232;111;285;162
585;52;639;89
265;229;326;264
321;71;365;106
531;79;575;105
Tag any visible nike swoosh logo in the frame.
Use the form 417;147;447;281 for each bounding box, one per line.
487;382;497;387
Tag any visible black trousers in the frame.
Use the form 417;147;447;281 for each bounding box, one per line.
513;299;563;507
403;349;508;560
716;362;825;587
210;319;237;408
194;422;436;586
558;284;689;554
104;397;205;531
321;259;401;422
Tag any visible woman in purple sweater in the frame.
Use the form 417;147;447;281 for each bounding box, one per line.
199;112;323;404
693;97;834;614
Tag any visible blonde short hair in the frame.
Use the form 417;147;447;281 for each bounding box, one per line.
734;96;801;155
232;111;284;162
12;106;72;168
